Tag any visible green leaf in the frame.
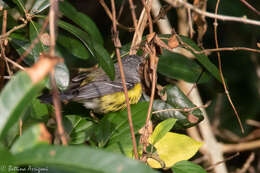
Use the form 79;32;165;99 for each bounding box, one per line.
172;160;207;173
28;98;49;120
29;21;46;59
56;43;97;68
0;72;45;140
12;145;157;173
158;51;211;83
93;43;115;80
180;36;222;82
59;0;103;45
10;124;50;153
30;0;50;14
95;102;148;156
149;118;177;145
12;0;26;14
63;115;94;144
58;20;115;79
0;145;15;173
10;34;35;65
152;85;204;129
57;32;91;61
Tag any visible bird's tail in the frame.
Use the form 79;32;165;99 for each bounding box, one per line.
38;89;76;104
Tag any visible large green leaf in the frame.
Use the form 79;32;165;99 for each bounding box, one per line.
95;102;149;156
29;21;46;59
149;118;177;145
12;0;26;14
10;33;35;65
172;160;207;173
30;0;50;14
56;43;97;68
59;0;103;45
63;115;94;145
57;32;91;61
180;36;222;82
0;72;45;140
153;85;204;129
10;124;50;153
58;20;115;80
158;50;211;83
0;145;15;173
11;145;157;173
27;98;49;120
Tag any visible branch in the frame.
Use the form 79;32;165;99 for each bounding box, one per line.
164;0;260;26
0;21;28;40
110;0;138;159
152;101;211;114
49;0;67;146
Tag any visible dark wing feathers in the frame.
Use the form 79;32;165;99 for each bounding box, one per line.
72;81;135;101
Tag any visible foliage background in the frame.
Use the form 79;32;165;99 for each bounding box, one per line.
0;0;260;172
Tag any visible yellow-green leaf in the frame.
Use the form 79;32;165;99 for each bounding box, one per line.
147;132;203;168
149;118;177;145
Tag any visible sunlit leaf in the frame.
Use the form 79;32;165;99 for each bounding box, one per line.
147;132;203;168
149;118;177;145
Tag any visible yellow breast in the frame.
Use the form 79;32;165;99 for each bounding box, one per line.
99;83;142;113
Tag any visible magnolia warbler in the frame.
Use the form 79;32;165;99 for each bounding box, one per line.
41;55;143;114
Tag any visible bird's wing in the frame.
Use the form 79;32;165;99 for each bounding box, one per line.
72;81;135;101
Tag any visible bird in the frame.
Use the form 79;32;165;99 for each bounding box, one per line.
40;55;143;114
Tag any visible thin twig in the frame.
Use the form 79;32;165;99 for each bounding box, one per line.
164;0;260;26
246;119;260;128
222;140;260;153
3;56;25;70
117;0;126;20
128;0;138;29
0;10;12;77
187;8;194;38
141;0;153;34
49;0;67;146
130;0;152;55
152;101;211;114
236;152;255;173
111;0;138;159
49;0;57;56
206;153;240;171
17;17;49;64
200;47;260;54
213;0;244;133
98;0;135;32
0;22;28;40
240;0;260;16
0;10;7;90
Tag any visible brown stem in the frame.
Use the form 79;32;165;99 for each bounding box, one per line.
128;0;138;29
49;0;67;145
111;0;139;159
164;0;260;26
213;0;244;133
17;17;49;64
